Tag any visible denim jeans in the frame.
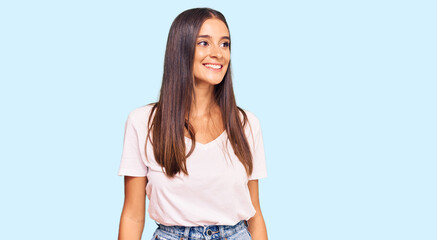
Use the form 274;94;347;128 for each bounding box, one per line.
151;219;252;240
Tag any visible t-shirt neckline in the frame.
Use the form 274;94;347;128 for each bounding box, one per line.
184;130;227;149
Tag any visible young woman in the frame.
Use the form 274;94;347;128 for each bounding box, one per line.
117;8;268;240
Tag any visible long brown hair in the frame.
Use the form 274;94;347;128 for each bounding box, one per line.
145;8;253;178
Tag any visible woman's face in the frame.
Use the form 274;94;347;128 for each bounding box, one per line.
192;18;230;86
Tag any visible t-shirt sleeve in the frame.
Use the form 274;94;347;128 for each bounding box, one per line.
248;115;268;180
117;113;148;177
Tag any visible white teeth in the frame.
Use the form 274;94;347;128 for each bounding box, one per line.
204;64;222;69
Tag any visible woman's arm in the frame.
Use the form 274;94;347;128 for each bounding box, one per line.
247;179;268;240
118;176;148;240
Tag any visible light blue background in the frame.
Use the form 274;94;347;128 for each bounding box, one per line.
1;0;436;239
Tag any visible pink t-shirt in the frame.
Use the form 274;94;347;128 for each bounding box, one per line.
118;104;267;226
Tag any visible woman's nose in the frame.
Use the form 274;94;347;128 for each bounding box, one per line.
209;44;222;58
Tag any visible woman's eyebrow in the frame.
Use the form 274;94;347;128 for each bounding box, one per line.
197;35;230;40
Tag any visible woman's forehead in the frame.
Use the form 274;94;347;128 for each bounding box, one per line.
198;18;229;37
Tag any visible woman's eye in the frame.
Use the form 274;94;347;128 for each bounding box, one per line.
197;41;208;46
221;42;230;47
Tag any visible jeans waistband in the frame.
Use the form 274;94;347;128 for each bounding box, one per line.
155;220;249;239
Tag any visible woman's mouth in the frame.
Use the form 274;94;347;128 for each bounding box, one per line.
203;63;223;71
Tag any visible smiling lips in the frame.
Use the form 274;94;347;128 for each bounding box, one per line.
203;63;223;71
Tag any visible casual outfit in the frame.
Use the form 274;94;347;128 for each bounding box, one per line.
118;104;267;239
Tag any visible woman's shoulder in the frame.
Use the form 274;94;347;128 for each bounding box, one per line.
239;108;261;132
126;103;157;123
